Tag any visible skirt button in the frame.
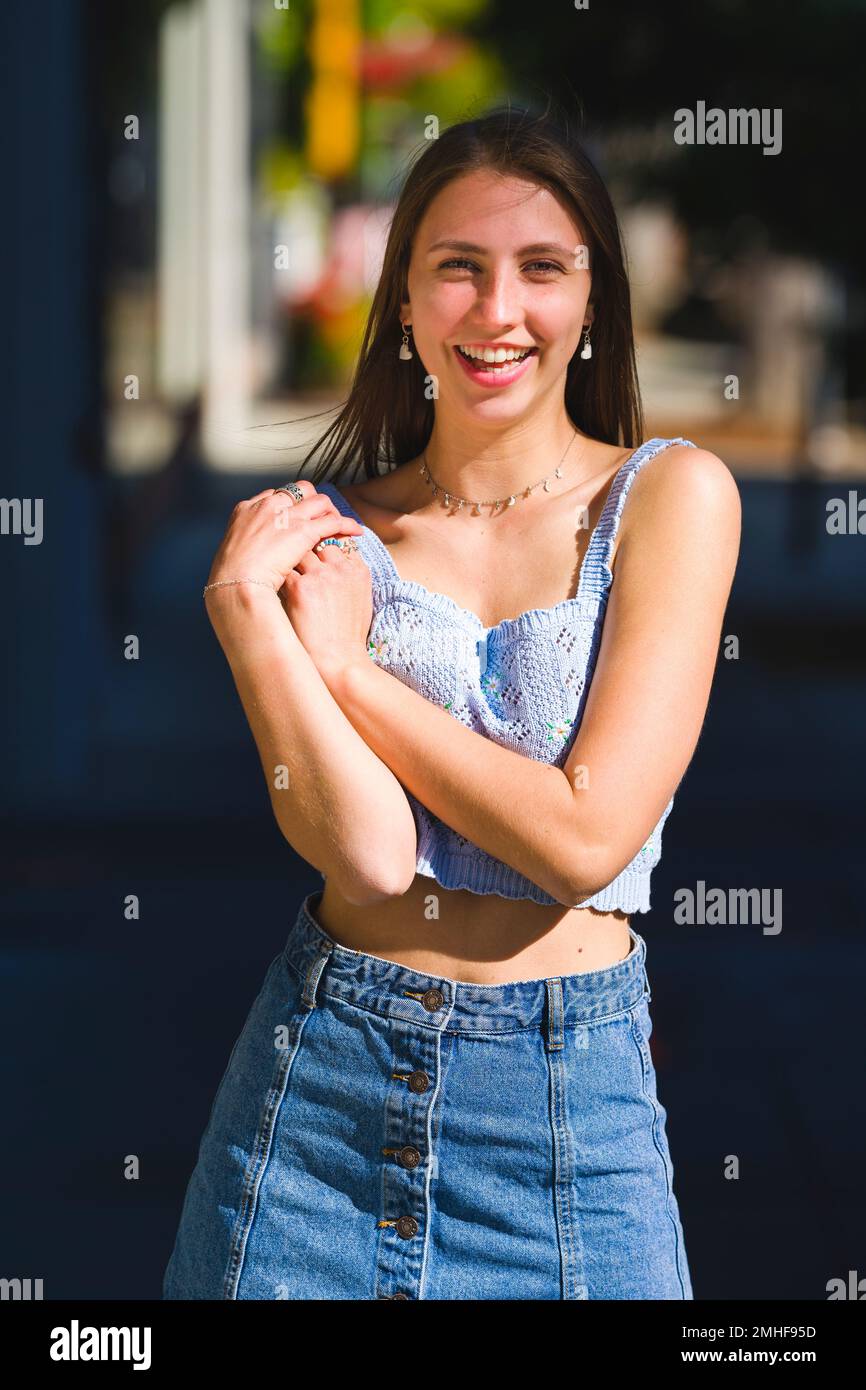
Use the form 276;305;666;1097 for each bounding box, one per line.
397;1145;422;1169
395;1214;419;1239
408;1070;429;1093
421;987;445;1012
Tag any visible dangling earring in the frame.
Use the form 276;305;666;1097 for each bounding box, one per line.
399;321;413;360
580;325;592;360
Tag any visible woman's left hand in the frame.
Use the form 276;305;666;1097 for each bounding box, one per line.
280;540;373;685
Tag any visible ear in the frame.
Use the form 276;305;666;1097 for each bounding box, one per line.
583;303;595;330
399;300;411;325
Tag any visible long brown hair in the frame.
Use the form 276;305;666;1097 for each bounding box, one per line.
302;101;644;485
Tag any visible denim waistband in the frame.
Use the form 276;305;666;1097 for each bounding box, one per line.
283;890;650;1040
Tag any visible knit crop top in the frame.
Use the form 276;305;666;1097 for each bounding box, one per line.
318;436;696;913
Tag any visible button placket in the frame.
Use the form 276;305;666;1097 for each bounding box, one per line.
381;1143;423;1169
374;999;449;1301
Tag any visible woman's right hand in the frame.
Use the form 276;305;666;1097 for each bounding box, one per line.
205;481;364;596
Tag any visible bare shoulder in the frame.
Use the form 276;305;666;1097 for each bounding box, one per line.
633;441;739;500
618;442;741;554
338;461;418;515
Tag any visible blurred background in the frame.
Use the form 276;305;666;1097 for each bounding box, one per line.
1;0;864;1300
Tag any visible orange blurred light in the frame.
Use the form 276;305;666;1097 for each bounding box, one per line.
307;0;360;180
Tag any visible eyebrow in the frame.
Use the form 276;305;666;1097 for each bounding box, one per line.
426;239;577;258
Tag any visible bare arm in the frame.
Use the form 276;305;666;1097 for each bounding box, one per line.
319;656;585;902
314;448;741;905
207;587;418;904
205;487;418;906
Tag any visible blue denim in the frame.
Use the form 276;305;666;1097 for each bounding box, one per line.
163;889;693;1300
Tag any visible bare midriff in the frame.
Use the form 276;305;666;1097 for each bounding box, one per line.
313;877;633;985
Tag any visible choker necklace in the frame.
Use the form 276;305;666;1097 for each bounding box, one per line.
419;429;582;514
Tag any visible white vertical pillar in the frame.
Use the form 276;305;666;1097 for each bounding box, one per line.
157;1;205;401
202;0;251;426
157;0;250;429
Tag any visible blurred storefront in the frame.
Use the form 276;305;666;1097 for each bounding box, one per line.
101;0;864;482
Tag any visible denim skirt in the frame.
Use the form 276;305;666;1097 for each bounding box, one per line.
162;888;693;1300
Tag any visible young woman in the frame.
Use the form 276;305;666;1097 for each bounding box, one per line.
163;106;740;1301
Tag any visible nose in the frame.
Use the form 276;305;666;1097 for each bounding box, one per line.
472;266;521;330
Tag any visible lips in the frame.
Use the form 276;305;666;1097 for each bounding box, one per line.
452;345;538;388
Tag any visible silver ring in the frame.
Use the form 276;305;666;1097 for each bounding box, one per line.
275;483;305;502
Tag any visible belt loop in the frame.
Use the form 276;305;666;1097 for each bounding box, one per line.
301;939;333;1010
545;977;564;1052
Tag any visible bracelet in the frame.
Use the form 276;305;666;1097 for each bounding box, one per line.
202;577;277;598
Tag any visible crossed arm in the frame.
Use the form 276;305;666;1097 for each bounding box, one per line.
315;447;741;905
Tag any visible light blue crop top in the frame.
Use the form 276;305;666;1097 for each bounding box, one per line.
318;436;696;912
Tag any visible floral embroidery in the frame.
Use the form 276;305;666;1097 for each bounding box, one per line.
368;637;390;662
480;671;500;695
544;717;573;743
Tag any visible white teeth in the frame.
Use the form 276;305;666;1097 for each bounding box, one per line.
458;345;533;367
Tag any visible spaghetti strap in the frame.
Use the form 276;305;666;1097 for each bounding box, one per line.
577;437;696;602
318;479;365;526
317;480;399;585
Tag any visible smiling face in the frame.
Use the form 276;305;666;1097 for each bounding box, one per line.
400;169;593;422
